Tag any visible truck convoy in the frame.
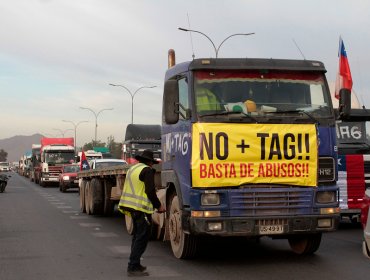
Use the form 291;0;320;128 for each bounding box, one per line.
122;124;161;164
78;50;351;259
35;137;75;187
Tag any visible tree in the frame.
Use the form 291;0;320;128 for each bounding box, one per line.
107;136;122;159
81;137;122;159
0;149;8;162
82;140;105;152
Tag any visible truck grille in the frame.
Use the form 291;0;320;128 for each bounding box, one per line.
230;187;313;217
48;166;62;177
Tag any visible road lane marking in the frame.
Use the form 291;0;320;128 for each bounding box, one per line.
91;232;119;238
79;223;102;227
70;216;89;219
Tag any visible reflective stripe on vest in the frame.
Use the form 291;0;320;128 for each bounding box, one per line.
118;163;154;214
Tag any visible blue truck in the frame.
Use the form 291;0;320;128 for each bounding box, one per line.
79;50;352;259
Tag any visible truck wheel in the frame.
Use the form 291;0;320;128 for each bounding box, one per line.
85;181;91;215
79;180;86;213
90;178;104;215
125;215;134;235
169;193;198;259
103;181;114;216
288;233;322;255
39;179;46;188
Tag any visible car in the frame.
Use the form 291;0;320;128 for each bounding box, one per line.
0;162;10;172
362;188;370;259
89;158;127;170
58;164;80;192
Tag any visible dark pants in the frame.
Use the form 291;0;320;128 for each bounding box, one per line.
128;211;151;270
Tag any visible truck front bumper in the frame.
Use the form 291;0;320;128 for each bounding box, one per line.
188;215;340;237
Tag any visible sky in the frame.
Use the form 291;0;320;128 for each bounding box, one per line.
1;0;370;148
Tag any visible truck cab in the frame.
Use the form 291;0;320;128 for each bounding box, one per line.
335;108;370;222
122;124;161;164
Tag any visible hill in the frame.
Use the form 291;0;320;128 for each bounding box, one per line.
0;134;44;163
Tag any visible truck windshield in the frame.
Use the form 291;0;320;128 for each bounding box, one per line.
44;151;75;164
194;70;331;119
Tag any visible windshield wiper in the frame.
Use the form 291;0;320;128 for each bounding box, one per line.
200;111;258;122
267;109;319;124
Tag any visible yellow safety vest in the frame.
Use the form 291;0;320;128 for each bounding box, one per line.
196;88;222;113
118;163;154;215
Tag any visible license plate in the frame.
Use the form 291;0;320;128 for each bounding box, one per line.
259;224;284;235
74;180;79;183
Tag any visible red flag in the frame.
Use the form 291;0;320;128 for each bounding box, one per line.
80;151;90;171
335;37;353;99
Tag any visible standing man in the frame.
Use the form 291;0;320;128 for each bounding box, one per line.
119;149;165;277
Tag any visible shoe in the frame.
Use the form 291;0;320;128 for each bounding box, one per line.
127;270;149;277
137;265;147;272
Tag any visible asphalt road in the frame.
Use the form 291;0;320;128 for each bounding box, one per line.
1;172;369;280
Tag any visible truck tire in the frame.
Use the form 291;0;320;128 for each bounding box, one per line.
90;178;104;215
79;180;86;213
85;181;92;215
39;179;46;188
103;181;114;216
288;233;322;255
169;193;198;259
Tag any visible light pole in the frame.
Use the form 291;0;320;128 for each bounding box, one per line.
62;120;89;152
178;27;255;58
79;107;113;142
109;84;156;124
52;128;73;137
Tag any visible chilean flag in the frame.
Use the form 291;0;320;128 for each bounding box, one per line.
334;37;353;99
80;150;90;171
338;154;365;210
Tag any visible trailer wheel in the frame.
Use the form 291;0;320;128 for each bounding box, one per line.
79;180;86;213
288;233;322;255
169;193;198;259
85;181;91;215
90;178;104;215
103;181;114;216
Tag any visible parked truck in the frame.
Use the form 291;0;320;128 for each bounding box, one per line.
79;50;350;258
30;144;41;182
35;137;75;187
122;124;161;164
335;108;370;222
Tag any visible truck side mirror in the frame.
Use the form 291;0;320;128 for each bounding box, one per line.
163;80;179;124
338;88;351;119
76;156;81;162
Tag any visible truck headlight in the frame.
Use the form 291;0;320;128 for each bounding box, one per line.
201;193;220;206
63;175;70;181
316;191;336;203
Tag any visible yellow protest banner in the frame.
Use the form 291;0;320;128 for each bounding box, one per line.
191;123;318;187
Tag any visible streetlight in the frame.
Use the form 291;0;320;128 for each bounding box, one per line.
53;128;73;137
109;84;157;124
79;107;113;142
178;27;255;58
62;120;89;152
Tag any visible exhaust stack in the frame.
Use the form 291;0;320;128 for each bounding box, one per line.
168;49;176;69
